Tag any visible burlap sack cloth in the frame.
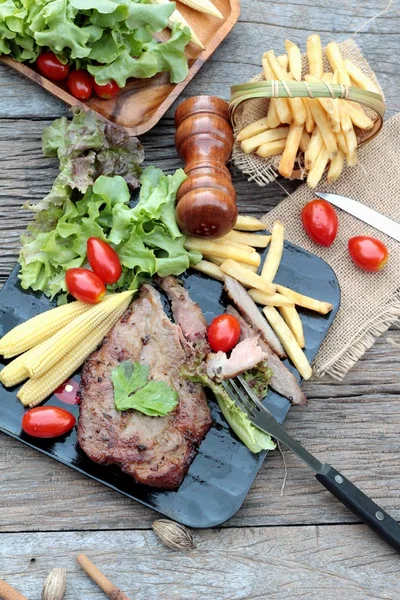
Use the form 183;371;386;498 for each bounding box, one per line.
262;112;400;380
232;40;400;380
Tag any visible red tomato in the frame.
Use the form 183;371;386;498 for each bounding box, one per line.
93;80;121;99
36;51;70;81
87;238;122;284
65;268;106;303
348;236;389;272
67;70;93;100
302;199;338;246
208;314;241;353
22;406;76;439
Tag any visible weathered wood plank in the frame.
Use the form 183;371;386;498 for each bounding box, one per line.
1;330;399;533
0;0;399;119
0;526;399;599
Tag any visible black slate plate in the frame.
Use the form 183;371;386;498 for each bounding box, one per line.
0;244;340;528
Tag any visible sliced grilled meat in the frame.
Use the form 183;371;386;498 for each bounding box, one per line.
224;276;286;358
227;306;307;405
78;283;212;489
207;337;267;380
156;275;210;355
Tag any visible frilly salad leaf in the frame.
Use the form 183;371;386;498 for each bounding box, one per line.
0;0;191;83
33;107;144;213
19;168;201;302
184;364;275;454
112;361;178;416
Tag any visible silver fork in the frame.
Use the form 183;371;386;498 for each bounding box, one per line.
222;375;400;552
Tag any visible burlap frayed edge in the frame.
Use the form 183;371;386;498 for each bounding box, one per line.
315;296;400;380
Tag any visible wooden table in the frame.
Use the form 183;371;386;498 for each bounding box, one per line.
1;1;400;597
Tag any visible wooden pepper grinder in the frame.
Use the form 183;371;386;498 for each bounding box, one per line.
175;96;237;239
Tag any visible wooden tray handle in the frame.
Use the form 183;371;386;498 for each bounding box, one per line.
175;96;237;239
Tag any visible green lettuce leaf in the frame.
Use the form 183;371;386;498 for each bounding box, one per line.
185;366;275;453
1;0;190;84
112;361;178;416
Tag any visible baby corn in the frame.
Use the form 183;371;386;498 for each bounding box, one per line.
18;295;133;408
149;0;204;49
178;0;223;19
26;292;134;379
0;301;91;358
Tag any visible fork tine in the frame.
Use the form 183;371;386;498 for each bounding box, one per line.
237;375;266;411
229;378;256;417
222;379;254;417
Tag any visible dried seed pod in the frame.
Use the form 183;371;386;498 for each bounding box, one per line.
152;519;195;550
42;568;67;600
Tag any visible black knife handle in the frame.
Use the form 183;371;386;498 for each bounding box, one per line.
316;463;400;552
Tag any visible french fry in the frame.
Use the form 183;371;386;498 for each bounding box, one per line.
285;39;302;81
344;126;358;166
248;288;295;307
184;238;261;266
240;126;289;154
224;230;271;248
343;59;379;93
308;99;338;159
205;255;258;272
277;54;288;71
305;75;340;133
262;53;293;125
307;145;329;188
276;284;333;314
266;99;281;129
279;123;304;178
263;306;312;379
329;70;341;133
279;305;305;348
326;42;344;72
192;259;224;281
327;149;345;183
261;220;285;283
256;139;287;158
336;129;348;154
219;238;253;252
339;101;353;134
234;215;265;231
306;34;323;78
302;98;315;133
299;130;311;153
346;102;374;130
267;51;306;126
236;118;269;142
304;127;323;170
337;67;351;87
220;260;276;295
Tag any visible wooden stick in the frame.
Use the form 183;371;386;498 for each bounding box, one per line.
0;579;28;600
76;554;131;600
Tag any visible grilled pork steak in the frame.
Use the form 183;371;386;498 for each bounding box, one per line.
78;283;212;489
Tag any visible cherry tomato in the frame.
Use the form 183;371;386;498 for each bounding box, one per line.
87;238;122;284
65;268;106;303
36;51;70;81
348;236;389;272
208;314;241;353
302;199;338;247
22;406;76;439
93;80;120;99
67;70;93;100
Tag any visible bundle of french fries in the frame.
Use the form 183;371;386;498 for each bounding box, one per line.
237;36;380;188
187;216;333;379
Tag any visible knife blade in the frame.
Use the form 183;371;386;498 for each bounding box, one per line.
315;192;400;242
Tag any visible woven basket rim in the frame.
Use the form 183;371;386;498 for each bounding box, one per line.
229;80;386;145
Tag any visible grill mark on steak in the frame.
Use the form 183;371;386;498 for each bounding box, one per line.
78;283;212;490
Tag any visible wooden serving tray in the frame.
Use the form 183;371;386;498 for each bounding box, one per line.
0;0;240;136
